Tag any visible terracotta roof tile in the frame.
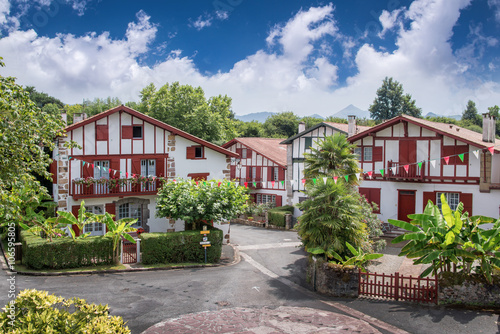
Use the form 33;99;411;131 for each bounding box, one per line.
225;138;287;167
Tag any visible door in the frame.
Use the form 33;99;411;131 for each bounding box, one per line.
84;205;105;236
399;141;416;176
398;190;416;222
93;160;110;194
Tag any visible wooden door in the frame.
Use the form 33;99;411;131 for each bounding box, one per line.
399;141;416;175
398;190;416;222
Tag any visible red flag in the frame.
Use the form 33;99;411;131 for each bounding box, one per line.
404;165;409;173
271;181;275;187
218;182;221;187
488;146;495;155
444;156;450;165
301;179;306;184
367;171;373;179
244;182;248;188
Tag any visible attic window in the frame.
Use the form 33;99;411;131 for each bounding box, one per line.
133;126;143;139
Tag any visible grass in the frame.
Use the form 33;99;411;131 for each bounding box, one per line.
13;263;127;273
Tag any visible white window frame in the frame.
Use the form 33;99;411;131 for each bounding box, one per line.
273;167;279;181
256;194;276;205
436;192;460;211
363;147;373;161
93;160;110;179
241;148;247;159
354;147;361;161
118;203;143;227
141;159;156;177
84;206;104;234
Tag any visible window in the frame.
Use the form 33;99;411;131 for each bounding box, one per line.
256;194;276;205
132;126;143;139
84;206;104;234
195;146;203;158
304;137;312;149
436;192;460;211
273;167;279;181
118;203;143;227
241;148;247;159
93;160;109;179
141;159;156;177
363;147;373;161
251;167;257;180
354;147;361;160
186;146;204;159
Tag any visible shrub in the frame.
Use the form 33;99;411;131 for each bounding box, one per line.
0;289;130;333
267;206;294;227
21;230;113;270
141;226;222;265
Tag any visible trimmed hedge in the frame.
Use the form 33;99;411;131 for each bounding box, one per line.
268;206;294;227
140;227;222;265
21;231;113;270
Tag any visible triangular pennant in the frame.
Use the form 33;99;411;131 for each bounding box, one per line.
333;176;338;184
313;178;317;184
367;171;373;179
271;181;275;188
211;182;215;188
125;172;129;178
458;153;464;162
280;180;284;186
430;160;436;168
355;173;360;180
323;177;327;184
203;181;207;186
82;161;86;167
488;146;495;155
417;162;422;169
301;179;306;185
97;166;101;170
253;182;257;187
380;169;384;177
391;167;397;174
444;156;450;165
218;182;221;187
404;165;409;173
473;150;480;159
244;182;248;188
68;156;72;160
196;181;199;186
344;175;349;182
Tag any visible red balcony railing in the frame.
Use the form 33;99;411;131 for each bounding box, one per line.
387;161;425;181
237;178;263;189
71;178;162;199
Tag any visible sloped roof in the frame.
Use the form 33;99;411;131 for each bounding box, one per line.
222;137;287;168
64;105;238;157
280;122;372;144
349;114;500;152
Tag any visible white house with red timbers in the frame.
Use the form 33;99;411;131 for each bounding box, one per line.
222;137;287;207
52;105;238;235
348;114;500;222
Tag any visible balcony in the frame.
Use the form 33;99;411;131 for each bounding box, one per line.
237;178;263;189
386;160;425;182
71;177;161;200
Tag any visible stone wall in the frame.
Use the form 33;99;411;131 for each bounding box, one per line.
56;138;69;211
439;274;500;306
307;257;359;298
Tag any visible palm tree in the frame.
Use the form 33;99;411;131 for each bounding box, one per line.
303;133;360;186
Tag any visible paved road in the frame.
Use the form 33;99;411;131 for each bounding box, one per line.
1;224;499;333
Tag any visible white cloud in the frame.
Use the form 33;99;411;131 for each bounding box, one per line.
0;0;10;25
190;10;229;31
488;0;500;22
0;1;499;119
378;8;403;37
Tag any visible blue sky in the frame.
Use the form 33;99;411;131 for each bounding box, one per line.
0;0;499;117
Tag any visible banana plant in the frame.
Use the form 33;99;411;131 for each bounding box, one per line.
309;242;383;272
55;201;94;240
99;213;137;264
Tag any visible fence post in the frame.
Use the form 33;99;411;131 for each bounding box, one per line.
136;238;141;263
395;272;400;301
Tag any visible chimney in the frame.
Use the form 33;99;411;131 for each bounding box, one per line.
60;112;67;125
482;113;496;143
73;113;87;124
348;115;356;137
298;122;306;133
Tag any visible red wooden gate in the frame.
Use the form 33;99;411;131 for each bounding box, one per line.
359;272;438;304
122;240;137;264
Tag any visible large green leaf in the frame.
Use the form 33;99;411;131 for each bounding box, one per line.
420;265;434;278
388;219;420;232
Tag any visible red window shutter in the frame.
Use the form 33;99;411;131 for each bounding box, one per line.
105;203;116;217
423;191;436;211
131;159;141;175
110;159;120;179
71;205;81;236
186;146;196;159
50;160;57;183
256;167;262;181
371;188;381;213
156;157;164;177
230;165;236;179
275;195;282;207
247;149;252;159
455;145;469;165
122;125;133;139
373;146;383;162
461;193;473;216
267;167;273;181
83;161;93;178
236;148;242;157
279;168;285;182
96;124;109;141
442;146;456;164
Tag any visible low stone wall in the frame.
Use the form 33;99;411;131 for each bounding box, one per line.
307;257;359;298
231;218;266;228
439;274;500;306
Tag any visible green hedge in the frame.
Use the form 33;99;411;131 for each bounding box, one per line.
21;231;113;270
268;206;294;227
140;227;223;265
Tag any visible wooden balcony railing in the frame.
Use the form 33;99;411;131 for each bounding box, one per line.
71;178;162;200
387;160;425;181
237;178;263;189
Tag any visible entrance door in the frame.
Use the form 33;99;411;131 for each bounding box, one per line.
399;141;416;176
398;190;416;222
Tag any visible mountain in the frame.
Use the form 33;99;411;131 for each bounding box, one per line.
425;112;461;120
235;112;275;123
331;104;370;119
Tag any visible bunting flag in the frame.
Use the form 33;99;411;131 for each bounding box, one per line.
430;160;436;168
344;175;349;182
323;177;328;184
253;182;257;187
82;161;86;167
280;180;284;186
404;165;409;173
125;172;129;177
367;171;373;179
458;153;464;162
391;167;396;175
334;176;338;184
91;164;95;168
417;162;422;169
203;181;207;186
195;181;199;186
312;178;317;184
444;156;450;165
380;169;385;177
301;179;306;185
473;150;480;159
244;182;248;188
271;181;275;188
488;146;495;155
218;182;221;187
355;173;360;180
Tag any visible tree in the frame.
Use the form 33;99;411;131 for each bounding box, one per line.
25;86;64;109
0;58;65;233
488;105;499;118
82;97;123;117
235;120;263;137
156;179;249;230
100;213;137;264
300;116;324;129
297;133;374;258
369;77;421;120
262;111;300;138
139;82;238;144
461;100;481;126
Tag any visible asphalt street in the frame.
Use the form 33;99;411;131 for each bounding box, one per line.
1;224;499;333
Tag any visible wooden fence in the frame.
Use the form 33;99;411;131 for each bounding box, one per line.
359;271;438;304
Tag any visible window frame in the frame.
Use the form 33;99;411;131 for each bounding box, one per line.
84;206;104;233
363;147;373;162
436;192;460;211
132;125;143;139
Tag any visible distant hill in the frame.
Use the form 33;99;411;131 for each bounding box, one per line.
331;104;370;119
425;112;461;120
235;112;275;123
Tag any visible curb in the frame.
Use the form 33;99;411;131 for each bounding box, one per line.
1;242;240;277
